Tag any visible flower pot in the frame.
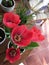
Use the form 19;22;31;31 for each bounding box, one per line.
0;0;15;12
8;41;25;55
7;41;17;49
20;48;25;55
0;27;6;44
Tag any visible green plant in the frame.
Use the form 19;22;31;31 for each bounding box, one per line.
16;2;33;25
2;0;14;7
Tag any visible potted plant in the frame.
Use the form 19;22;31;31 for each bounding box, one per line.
0;0;15;12
2;12;45;64
8;41;25;55
0;27;6;44
16;2;37;25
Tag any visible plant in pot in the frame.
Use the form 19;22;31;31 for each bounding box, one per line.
8;41;25;55
1;12;45;64
0;2;45;64
0;0;15;12
16;2;37;26
16;2;33;25
0;27;6;45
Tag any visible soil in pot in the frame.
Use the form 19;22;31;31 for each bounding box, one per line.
20;48;25;54
2;0;14;7
9;42;13;48
0;28;5;42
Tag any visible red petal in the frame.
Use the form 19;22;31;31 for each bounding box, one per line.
11;25;28;40
11;26;33;47
31;26;45;42
6;48;21;63
32;26;41;34
3;12;21;28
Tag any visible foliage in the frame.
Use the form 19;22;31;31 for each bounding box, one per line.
24;42;39;50
16;2;33;24
2;0;14;7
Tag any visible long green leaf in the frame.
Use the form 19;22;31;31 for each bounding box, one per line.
24;42;39;50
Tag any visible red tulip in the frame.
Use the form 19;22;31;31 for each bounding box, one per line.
31;26;45;42
11;25;33;47
3;12;21;28
6;48;21;63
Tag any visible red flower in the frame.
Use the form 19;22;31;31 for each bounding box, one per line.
11;25;33;47
31;26;45;42
3;12;21;28
6;48;21;63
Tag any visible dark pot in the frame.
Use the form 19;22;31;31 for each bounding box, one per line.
0;0;15;12
0;27;6;44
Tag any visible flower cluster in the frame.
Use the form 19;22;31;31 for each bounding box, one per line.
3;12;45;63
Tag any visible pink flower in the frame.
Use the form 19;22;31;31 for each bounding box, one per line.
31;26;45;42
6;48;21;63
11;25;33;47
3;12;21;28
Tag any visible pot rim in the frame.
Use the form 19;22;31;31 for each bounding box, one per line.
8;41;18;49
20;48;25;55
8;41;11;49
1;0;15;9
0;27;6;44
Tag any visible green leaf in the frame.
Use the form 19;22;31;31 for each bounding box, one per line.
16;2;28;24
13;44;17;49
24;42;39;50
11;42;17;49
9;42;17;48
4;26;11;39
6;35;10;39
4;26;10;33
